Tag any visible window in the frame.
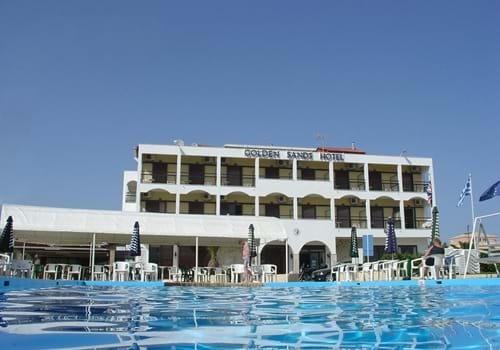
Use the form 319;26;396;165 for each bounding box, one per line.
301;168;315;180
334;170;349;189
265;204;280;218
221;203;243;216
265;167;279;179
399;245;417;255
189;202;204;214
302;205;316;219
226;166;242;186
189;164;205;185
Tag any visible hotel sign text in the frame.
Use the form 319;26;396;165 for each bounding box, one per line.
244;148;344;162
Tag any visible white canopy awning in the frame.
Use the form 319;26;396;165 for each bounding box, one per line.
0;204;288;246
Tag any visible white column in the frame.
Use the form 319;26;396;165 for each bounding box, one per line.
175;193;180;214
136;152;143;212
397;164;403;192
399;200;406;232
173;245;179;268
329;161;334;185
364;163;370;191
176;154;182;185
293;253;300;273
254;158;259;186
330;198;336;227
216;156;221;187
293;197;298;219
292;159;297;180
216;195;221;216
255;196;259;216
285;239;289;281
365;199;371;229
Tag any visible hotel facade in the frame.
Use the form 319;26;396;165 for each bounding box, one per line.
2;142;436;275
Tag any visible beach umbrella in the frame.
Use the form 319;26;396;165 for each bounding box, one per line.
0;216;14;253
430;207;440;242
129;221;141;257
349;226;359;258
384;217;397;258
248;224;257;260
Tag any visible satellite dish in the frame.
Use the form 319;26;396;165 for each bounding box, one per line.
174;139;185;146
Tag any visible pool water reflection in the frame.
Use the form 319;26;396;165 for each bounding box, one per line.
1;284;499;349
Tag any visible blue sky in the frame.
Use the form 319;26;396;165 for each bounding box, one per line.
1;1;499;241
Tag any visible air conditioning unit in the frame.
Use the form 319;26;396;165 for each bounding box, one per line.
346;163;361;170
220;195;225;200
144;154;152;160
221;158;227;164
278;160;286;166
278;196;286;203
203;193;211;199
142;192;150;198
350;198;359;205
414;199;423;206
411;166;420;172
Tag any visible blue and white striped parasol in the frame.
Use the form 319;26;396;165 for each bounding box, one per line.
384;217;397;256
129;221;141;257
0;216;14;253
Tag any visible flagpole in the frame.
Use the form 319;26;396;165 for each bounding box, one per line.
469;174;477;248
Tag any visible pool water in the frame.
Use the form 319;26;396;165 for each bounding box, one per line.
1;284;499;349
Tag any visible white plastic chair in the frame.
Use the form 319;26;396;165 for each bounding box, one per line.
67;264;82;280
361;262;374;281
0;254;10;275
167;266;182;282
43;264;59;280
113;262;130;281
262;264;277;282
93;265;107;280
251;265;263;283
142;263;158;281
423;254;445;280
214;267;227;283
230;264;245;283
10;260;33;278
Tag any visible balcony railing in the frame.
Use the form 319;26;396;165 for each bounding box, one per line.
335;216;368;228
334;180;366;191
221;175;255;187
370;181;399;192
142;200;175;214
403;182;428;193
125;193;136;203
180;173;217;186
371;218;402;229
141;171;177;184
406;217;432;229
298;205;331;220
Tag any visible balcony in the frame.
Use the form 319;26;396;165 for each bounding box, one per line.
371;218;402;229
334;180;366;191
406;217;432;229
297;205;331;220
142;200;175;214
180;173;217;186
370;181;399;192
221;175;255;187
125;192;136;203
335;216;368;228
141;171;177;184
403;181;428;193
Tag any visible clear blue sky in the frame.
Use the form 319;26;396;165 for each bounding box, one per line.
1;1;499;241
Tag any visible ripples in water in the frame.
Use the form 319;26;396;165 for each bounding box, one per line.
1;285;500;349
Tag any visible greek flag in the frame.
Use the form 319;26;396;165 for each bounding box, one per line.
457;176;471;207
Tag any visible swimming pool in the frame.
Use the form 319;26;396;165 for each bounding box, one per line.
1;281;499;349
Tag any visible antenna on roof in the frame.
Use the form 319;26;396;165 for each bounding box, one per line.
315;133;325;150
351;141;356;150
174;139;185;146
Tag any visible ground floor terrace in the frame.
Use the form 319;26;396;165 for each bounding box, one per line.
1;204;430;277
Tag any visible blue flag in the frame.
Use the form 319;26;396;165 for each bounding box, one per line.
479;180;500;202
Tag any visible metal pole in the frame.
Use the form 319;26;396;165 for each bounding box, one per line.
285;239;289;282
91;233;96;281
195;236;199;282
22;242;26;260
468;174;477;249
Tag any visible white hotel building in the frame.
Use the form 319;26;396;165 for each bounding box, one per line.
2;142;436;275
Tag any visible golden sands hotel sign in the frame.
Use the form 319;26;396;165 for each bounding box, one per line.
244;148;345;162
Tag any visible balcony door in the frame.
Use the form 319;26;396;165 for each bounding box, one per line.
402;173;414;192
265;204;280;218
334;170;349;189
370;207;384;228
369;172;382;191
189;201;204;214
152;162;167;183
221;203;243;216
189;164;205;185
227;166;242;186
265;167;279;179
336;206;351;227
405;208;416;229
302;205;316;219
301;168;315;180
